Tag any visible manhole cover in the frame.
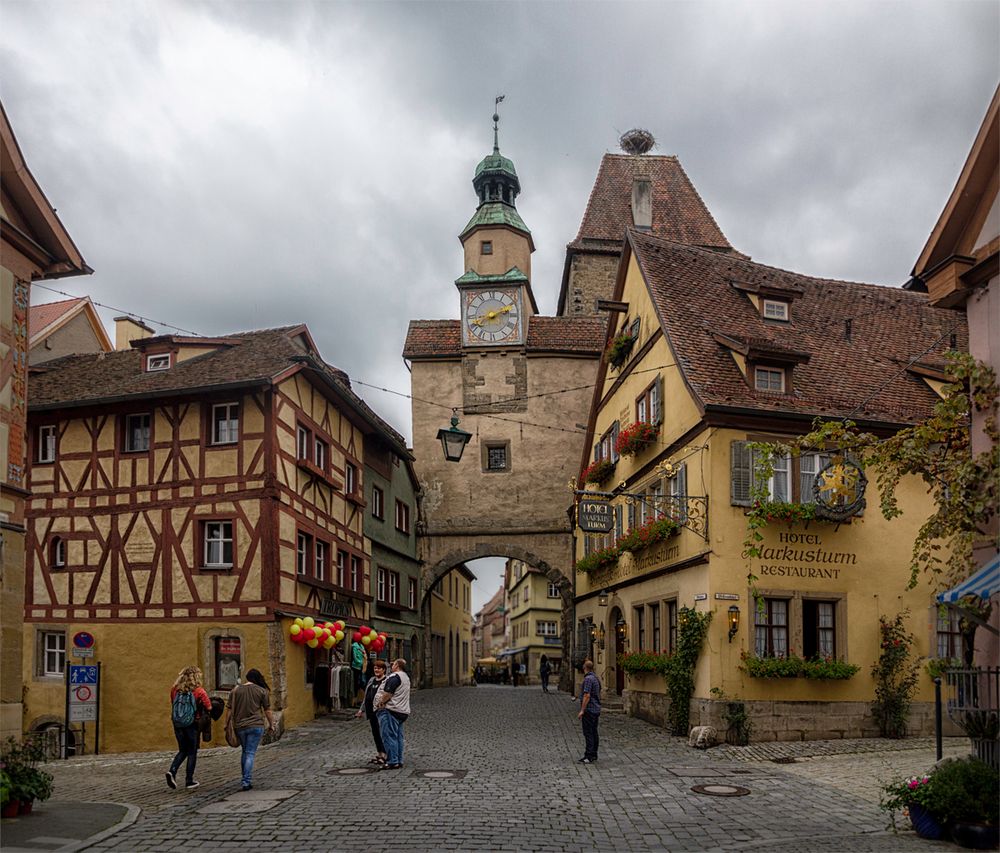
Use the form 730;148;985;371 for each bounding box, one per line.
413;770;468;779
771;756;797;764
328;767;380;775
691;784;751;797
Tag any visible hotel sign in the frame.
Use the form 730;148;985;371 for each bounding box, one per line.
757;532;858;581
578;500;614;534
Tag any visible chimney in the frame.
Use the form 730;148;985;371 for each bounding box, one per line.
631;178;652;229
114;315;154;350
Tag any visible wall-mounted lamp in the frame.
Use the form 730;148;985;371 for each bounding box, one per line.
615;617;628;641
437;409;472;462
598;589;609;607
590;621;606;650
727;605;741;643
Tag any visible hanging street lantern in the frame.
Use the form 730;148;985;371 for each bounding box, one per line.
437;410;472;462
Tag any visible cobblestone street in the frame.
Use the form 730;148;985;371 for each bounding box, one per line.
27;686;967;852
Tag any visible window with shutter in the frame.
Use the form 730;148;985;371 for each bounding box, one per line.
652;375;664;426
610;421;620;462
627;502;636;530
731;441;752;506
614;504;623;542
669;463;688;522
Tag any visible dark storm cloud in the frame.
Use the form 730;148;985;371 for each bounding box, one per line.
2;0;997;443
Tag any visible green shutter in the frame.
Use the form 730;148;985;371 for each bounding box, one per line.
731;441;752;506
652;374;664;426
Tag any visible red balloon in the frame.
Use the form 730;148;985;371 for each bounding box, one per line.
372;639;385;653
352;631;362;642
303;628;315;641
359;625;370;635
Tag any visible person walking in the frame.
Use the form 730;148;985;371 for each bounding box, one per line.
577;659;601;764
166;666;212;790
351;637;366;702
355;659;388;765
374;658;411;770
226;668;276;791
540;655;551;693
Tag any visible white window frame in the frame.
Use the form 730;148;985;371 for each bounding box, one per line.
762;299;789;321
296;533;310;576
51;537;66;569
350;555;360;591
548;582;560;598
211;403;239;445
42;631;66;677
314;540;327;582
346;463;358;495
408;577;417;609
146;353;171;372
372;486;385;520
336;550;346;587
537;621;558;637
297;425;311;461
395;500;410;534
754;366;785;392
124;413;151;452
38;425;57;463
389;571;399;604
203;521;233;568
378;567;387;601
314;437;327;471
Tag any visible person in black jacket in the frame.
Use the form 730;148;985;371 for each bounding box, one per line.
355;659;387;765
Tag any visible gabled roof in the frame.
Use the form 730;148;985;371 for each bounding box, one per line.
621;229;966;426
403;316;606;360
570;154;734;253
29;296;113;352
913;85;999;279
28;325;411;458
0;101;91;279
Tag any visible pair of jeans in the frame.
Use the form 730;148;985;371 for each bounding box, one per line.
169;723;200;783
367;714;385;756
581;712;600;760
376;710;404;765
237;726;265;787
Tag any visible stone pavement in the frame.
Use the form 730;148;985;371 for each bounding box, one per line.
18;686;966;852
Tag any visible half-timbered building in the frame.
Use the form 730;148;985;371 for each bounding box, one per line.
22;324;410;753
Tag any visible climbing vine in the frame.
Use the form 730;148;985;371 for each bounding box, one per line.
663;607;712;735
742;353;998;594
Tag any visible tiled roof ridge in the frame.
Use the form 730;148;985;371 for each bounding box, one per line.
669;157;734;252
32;295;83;309
573;153;618;243
629;229;928;302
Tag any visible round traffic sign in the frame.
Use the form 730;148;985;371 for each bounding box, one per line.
73;685;93;702
73;631;95;649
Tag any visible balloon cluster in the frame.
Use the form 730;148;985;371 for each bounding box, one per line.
289;617;345;650
353;626;387;654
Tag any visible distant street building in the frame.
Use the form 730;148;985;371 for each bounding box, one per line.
503;558;563;684
28;296;112;365
429;563;474;686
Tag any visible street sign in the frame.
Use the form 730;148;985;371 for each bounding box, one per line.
577;500;614;533
72;631;95;649
69;664;99;722
72;647;95;658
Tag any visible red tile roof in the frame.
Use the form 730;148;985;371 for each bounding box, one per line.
29;297;84;337
27;325;409;454
570;154;734;252
628;230;967;425
403;316;606;360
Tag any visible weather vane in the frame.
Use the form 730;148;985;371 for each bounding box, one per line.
493;94;505;152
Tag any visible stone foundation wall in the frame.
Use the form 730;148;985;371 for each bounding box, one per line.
626;689;963;740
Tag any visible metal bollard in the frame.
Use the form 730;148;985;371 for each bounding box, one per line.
934;677;942;761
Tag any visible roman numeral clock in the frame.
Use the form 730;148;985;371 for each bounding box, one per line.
462;288;524;346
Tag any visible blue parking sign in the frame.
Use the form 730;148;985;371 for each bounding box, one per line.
70;665;98;684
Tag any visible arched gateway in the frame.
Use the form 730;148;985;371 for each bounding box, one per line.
403;111;606;694
418;533;575;691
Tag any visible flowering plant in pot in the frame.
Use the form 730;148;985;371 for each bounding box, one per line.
581;459;615;485
605;331;635;368
617;517;680;553
615;421;658;457
1;736;53;816
575;546;619;575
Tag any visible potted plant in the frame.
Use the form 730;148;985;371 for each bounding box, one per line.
0;735;53;816
0;768;16;819
615;421;658;457
581;459;615;485
605;330;635;368
880;758;999;846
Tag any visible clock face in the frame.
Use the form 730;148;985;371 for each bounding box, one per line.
463;289;522;345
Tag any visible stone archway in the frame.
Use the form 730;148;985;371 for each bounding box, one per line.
418;531;576;692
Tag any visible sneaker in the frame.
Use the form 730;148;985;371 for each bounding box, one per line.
185;780;200;790
165;771;177;790
383;763;403;770
581;758;595;764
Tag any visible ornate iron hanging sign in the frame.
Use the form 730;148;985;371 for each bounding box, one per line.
812;458;867;521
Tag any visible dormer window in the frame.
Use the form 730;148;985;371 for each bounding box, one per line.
755;366;785;392
762;299;789;321
481;241;493;255
146;353;171;372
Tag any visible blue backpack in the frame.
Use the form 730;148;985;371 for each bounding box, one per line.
171;690;197;727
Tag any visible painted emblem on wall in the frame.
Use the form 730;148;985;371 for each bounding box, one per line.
812;458;867;522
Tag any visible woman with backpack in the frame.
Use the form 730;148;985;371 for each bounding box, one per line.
225;668;275;791
166;666;212;790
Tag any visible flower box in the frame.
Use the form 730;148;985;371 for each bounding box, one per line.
605;332;636;368
615;421;658;457
739;651;860;680
618;517;680;553
581;459;615;485
575;546;619;575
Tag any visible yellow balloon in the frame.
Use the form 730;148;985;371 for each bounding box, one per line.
290;625;301;635
369;630;377;640
307;638;319;648
323;637;335;649
294;617;304;627
303;617;315;629
361;635;372;646
335;631;344;642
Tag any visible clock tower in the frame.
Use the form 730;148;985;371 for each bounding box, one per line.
457;107;537;348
